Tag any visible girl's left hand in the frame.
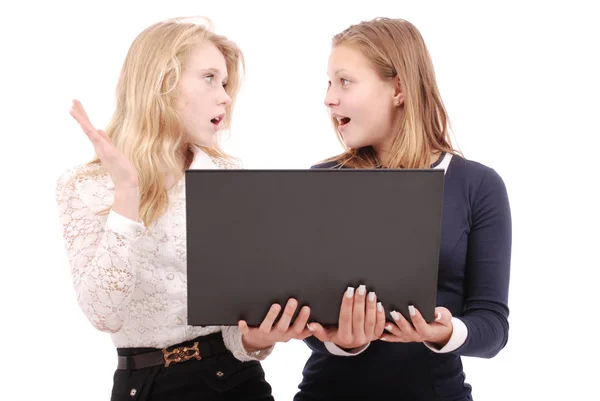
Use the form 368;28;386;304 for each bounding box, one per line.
380;305;453;348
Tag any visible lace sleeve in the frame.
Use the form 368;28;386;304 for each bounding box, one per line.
55;166;145;333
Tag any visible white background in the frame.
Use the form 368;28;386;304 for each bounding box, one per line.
1;1;598;400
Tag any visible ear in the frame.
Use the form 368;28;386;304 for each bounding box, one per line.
392;76;404;107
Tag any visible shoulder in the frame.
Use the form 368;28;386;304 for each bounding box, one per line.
449;155;509;212
211;156;242;170
449;155;507;191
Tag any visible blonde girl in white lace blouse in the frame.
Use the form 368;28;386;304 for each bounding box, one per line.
55;17;311;401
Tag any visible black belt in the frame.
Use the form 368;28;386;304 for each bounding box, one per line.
117;334;229;370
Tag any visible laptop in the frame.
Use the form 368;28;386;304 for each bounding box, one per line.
185;169;445;326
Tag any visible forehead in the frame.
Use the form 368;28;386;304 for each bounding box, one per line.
185;40;228;73
327;45;373;75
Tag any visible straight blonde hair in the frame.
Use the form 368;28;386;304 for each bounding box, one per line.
324;17;461;169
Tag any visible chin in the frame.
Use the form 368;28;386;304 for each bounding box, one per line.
342;135;369;150
187;134;213;147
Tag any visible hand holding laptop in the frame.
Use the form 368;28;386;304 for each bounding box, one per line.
306;284;386;350
239;298;313;352
380;305;454;348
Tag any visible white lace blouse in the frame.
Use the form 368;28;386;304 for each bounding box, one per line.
55;146;270;362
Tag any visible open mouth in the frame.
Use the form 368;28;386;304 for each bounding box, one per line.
335;115;351;126
211;114;225;126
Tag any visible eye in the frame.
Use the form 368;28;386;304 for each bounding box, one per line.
341;78;350;87
204;74;214;83
222;81;228;88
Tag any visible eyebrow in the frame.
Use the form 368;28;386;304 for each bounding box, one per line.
326;69;351;78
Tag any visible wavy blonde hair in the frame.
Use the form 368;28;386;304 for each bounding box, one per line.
324;17;461;169
73;16;244;226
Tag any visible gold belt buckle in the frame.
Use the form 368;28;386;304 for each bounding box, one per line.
162;342;202;367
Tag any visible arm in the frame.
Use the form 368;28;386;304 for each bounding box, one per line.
55;168;144;333
449;168;512;358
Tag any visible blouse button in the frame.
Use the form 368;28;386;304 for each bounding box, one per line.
130;388;137;396
167;273;175;280
175;317;183;325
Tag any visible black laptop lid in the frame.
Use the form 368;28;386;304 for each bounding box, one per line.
185;169;444;326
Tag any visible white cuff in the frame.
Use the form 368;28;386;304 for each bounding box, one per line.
424;317;468;353
106;210;146;240
324;341;370;356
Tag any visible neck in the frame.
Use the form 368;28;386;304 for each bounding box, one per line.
374;145;442;168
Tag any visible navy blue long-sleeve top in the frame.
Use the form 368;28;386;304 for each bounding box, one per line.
295;154;512;401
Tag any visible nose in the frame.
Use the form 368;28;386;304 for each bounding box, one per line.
324;88;340;108
218;86;232;106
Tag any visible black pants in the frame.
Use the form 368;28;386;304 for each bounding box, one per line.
111;334;274;401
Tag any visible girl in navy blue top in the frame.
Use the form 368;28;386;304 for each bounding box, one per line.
295;17;512;401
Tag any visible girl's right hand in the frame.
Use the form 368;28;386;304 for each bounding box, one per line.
70;99;139;190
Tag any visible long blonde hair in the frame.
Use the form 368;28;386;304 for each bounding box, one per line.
324;17;461;169
73;16;244;226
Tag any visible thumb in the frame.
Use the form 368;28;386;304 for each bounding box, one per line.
238;320;250;336
434;307;452;326
294;328;315;341
307;322;331;342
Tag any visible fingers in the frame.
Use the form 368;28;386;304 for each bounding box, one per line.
71;99;92;125
380;333;404;342
337;286;355;340
274;298;298;332
374;301;386;338
383;321;403;338
70;100;97;138
289;306;311;337
364;290;377;338
96;129;111;142
70;100;109;154
390;309;418;340
258;303;282;334
352;285;367;340
409;305;433;339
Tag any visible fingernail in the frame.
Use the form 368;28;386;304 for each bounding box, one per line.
391;310;400;321
381;336;387;341
368;292;375;302
435;312;442;321
408;305;416;317
385;324;393;331
346;287;355;298
357;285;366;296
377;302;383;312
307;323;315;332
